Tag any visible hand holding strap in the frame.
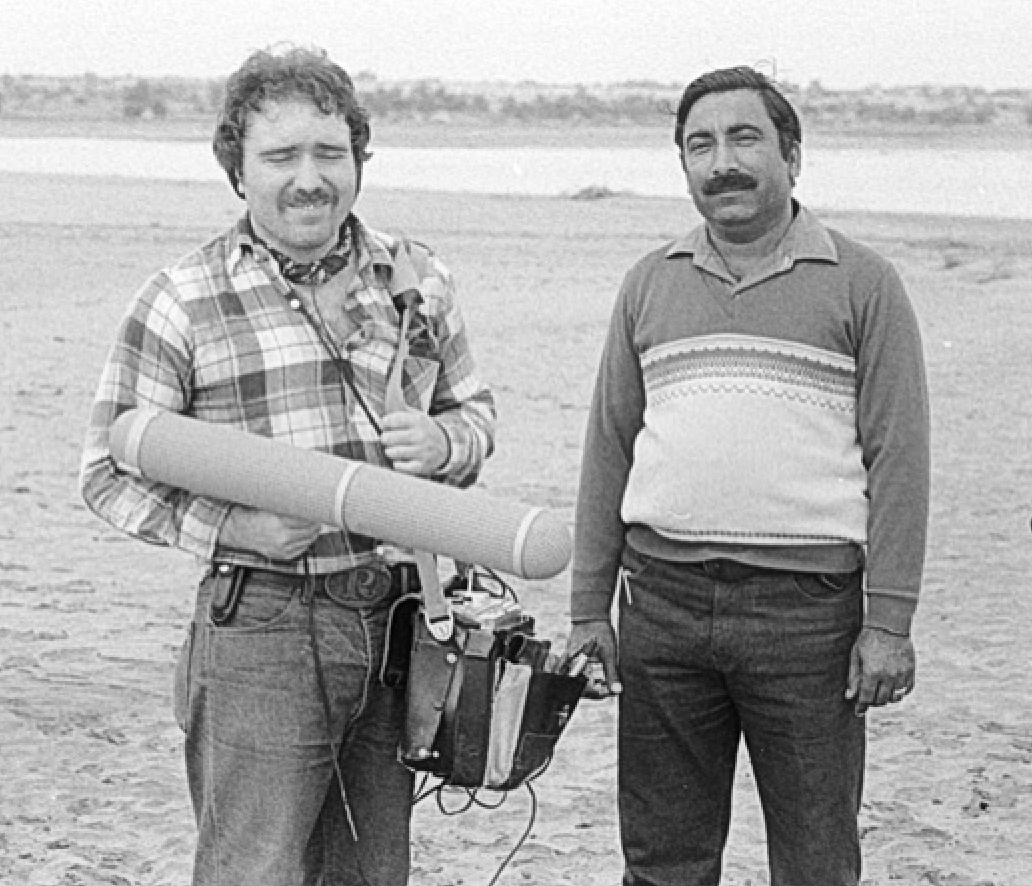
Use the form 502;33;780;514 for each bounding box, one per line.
385;244;455;641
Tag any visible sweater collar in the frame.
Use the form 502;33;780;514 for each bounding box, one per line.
666;202;839;278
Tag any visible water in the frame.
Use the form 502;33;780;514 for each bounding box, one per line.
1;136;1030;218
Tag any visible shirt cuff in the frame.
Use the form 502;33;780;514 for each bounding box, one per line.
571;587;616;623
431;412;483;486
431;419;454;477
181;497;234;561
864;589;918;637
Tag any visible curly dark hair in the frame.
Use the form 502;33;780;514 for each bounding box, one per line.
212;44;372;198
673;66;801;161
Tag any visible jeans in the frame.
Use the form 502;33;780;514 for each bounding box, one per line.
617;548;865;886
174;567;414;886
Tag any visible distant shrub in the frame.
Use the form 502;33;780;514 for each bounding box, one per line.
571;185;618;200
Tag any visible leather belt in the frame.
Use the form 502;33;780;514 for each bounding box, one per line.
222;562;420;603
686;559;858;587
688;559;789;583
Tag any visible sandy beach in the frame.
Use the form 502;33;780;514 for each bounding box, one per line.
1;171;1031;885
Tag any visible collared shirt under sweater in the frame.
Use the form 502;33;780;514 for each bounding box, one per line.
571;204;930;635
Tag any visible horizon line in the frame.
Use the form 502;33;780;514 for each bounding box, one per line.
2;70;1029;94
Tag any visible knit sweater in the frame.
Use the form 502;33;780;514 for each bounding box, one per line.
571;206;930;636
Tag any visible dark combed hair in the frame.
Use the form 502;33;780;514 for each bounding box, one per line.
212;44;372;197
673;66;801;161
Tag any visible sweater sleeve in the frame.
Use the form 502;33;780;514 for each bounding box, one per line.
855;261;931;635
570;273;646;622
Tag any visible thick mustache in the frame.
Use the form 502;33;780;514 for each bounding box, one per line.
287;189;334;205
702;173;759;196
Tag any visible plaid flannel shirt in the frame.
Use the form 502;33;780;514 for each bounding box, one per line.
81;216;496;574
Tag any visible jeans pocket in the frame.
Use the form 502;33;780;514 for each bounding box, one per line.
619;546;655;583
790;570;861;603
173;623;196;733
618;547;656;609
208;578;300;633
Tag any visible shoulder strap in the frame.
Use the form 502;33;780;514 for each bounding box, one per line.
384;235;426;413
384;238;454;641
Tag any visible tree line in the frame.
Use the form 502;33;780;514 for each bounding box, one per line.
2;73;1030;130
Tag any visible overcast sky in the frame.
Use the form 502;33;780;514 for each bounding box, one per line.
3;0;1029;89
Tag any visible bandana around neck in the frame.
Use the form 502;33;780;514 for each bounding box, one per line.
253;220;355;287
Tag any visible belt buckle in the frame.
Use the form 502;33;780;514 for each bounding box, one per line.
351;564;392;602
320;565;391;605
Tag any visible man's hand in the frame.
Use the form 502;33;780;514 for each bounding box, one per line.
845;626;916;716
220;506;323;561
567;620;621;700
381;408;449;477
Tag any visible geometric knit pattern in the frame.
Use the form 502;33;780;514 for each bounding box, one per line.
642;333;856;414
623;331;867;546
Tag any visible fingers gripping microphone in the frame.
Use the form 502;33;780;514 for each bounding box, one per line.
108;408;571;580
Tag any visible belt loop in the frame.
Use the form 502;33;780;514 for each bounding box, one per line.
300;557;317;605
391;563;407;596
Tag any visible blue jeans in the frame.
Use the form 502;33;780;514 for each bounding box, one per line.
174;567;414;886
617;548;865;886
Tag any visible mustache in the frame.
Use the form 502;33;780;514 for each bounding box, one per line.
287;188;334;205
702;172;759;196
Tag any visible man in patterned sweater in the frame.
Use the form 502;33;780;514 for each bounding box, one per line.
80;46;494;886
567;67;929;886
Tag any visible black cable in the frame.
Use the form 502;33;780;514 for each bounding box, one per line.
413;772;442;805
306;567;374;886
469;789;508;811
291;296;384;438
411;776;544;886
485;783;539;886
435;784;478;816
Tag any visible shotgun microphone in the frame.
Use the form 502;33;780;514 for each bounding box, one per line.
109;408;571;580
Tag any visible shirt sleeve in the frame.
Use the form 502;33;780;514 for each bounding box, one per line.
855;261;931;635
79;272;233;559
416;250;497;488
570;273;645;622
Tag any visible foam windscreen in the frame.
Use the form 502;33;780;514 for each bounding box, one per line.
109;408;571;580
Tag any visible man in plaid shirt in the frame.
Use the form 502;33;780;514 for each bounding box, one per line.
80;45;495;886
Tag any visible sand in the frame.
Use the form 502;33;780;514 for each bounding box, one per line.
1;171;1031;885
